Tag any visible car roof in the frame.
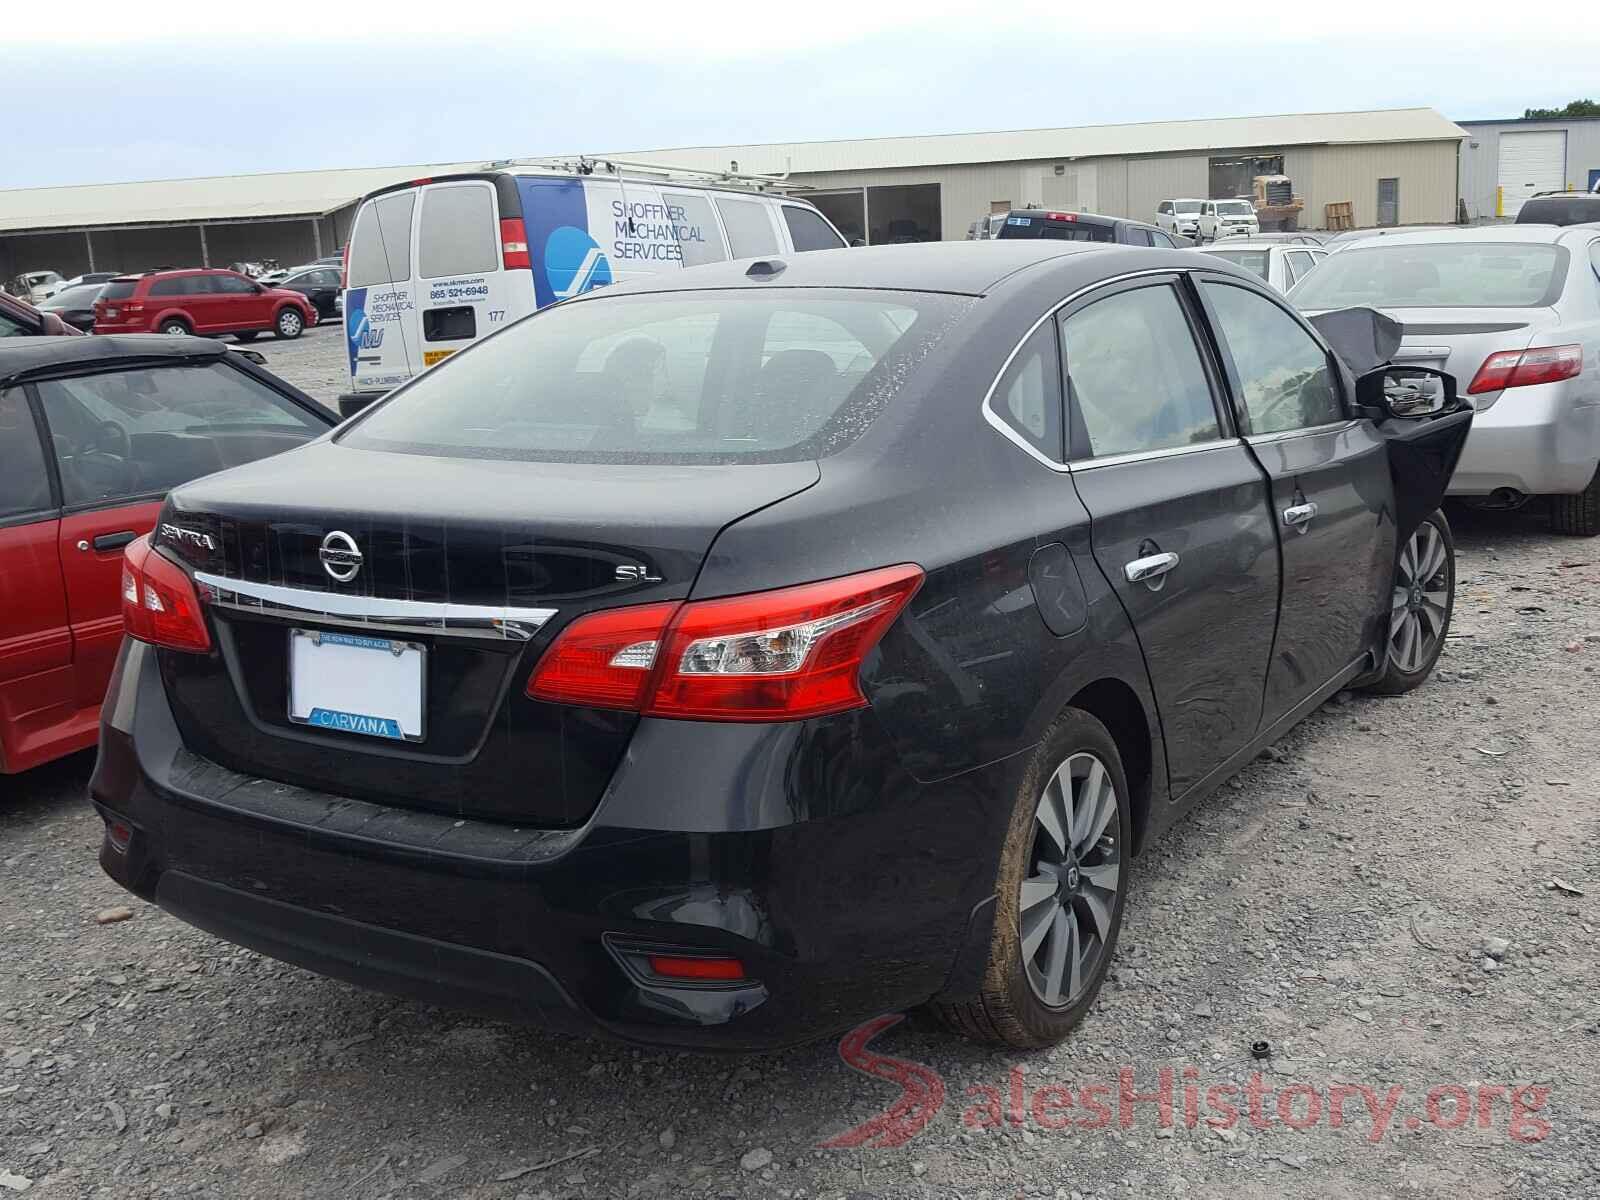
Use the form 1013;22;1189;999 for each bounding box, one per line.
582;241;1220;303
0;334;239;386
1198;242;1282;251
1334;224;1591;247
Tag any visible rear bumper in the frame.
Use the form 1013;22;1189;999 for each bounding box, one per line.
1448;384;1600;496
91;639;1016;1049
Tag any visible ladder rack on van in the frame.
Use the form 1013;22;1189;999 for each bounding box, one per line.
477;155;809;192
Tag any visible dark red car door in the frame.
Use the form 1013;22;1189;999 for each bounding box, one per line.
0;388;77;773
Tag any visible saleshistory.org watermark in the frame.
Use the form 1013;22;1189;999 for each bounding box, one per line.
820;1016;1553;1150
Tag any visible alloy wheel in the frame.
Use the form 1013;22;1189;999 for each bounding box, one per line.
279;311;302;336
1019;751;1122;1008
1389;521;1449;673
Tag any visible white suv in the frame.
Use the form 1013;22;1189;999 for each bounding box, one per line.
1156;199;1204;239
1198;199;1260;243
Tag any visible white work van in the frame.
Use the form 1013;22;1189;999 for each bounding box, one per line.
339;161;847;406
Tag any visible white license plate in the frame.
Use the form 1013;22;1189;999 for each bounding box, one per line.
288;629;424;741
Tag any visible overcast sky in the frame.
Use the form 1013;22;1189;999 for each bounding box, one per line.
4;2;1598;190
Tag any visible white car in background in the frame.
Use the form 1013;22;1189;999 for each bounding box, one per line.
1199;241;1329;293
1198;199;1259;243
9;270;64;303
1156;198;1204;239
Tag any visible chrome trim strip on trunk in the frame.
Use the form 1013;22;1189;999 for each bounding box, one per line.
194;573;557;642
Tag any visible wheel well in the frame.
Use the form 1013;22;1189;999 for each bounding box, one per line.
158;314;191;331
1068;678;1154;855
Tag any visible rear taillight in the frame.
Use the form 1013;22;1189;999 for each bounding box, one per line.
525;601;679;709
120;535;211;652
500;218;531;270
1467;344;1583;394
525;564;923;721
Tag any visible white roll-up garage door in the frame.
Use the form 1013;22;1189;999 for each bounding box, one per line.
1497;130;1567;216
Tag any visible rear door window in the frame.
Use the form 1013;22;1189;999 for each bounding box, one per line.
659;192;727;267
1059;282;1221;459
781;206;847;252
348;191;418;287
1283;250;1317;286
716;198;780;258
35;363;327;507
988;322;1063;460
0;390;52;517
149;276;192;297
417;184;499;278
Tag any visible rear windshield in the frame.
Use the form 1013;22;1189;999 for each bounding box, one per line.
100;281;137;301
999;217;1114;243
1289;242;1567;309
342;289;972;465
1515;196;1600;226
1204;250;1271;280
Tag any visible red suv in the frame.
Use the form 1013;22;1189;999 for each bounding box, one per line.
93;270;316;342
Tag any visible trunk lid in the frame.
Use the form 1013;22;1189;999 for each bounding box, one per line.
156;441;819;826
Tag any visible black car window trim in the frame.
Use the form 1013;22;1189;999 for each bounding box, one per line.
980;267;1236;473
1188;269;1353;439
1058;273;1238;466
0;384;64;529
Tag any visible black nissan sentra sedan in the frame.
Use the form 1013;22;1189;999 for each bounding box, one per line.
92;243;1472;1050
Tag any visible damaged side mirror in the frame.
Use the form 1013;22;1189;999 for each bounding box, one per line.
1356;365;1456;420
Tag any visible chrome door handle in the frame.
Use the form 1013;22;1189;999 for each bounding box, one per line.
1282;502;1319;529
1123;551;1180;584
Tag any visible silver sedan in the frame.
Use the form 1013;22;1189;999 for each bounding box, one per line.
1291;224;1600;534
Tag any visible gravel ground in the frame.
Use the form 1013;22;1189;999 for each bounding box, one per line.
236;324;350;410
4;507;1599;1199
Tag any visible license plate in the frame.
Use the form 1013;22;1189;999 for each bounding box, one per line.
288;629;424;741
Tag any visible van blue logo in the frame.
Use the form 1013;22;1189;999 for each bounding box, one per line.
344;287;369;375
545;226;613;300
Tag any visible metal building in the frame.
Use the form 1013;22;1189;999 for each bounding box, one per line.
1;108;1468;283
0;161;484;285
1457;116;1600;220
611;108;1467;241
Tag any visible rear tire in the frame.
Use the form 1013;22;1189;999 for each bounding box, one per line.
273;308;304;340
159;319;191;336
930;708;1131;1048
1363;508;1454;696
1549;465;1600;536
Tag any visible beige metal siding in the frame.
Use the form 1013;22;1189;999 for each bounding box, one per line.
1287;141;1458;228
1125;156;1210;223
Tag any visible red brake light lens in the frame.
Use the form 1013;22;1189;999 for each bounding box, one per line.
525;564;923;721
525;601;678;709
646;955;745;982
500;218;531;270
1047;211;1078;222
1467;344;1582;394
120;535;211;652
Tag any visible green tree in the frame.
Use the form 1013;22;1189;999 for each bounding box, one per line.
1523;99;1600;119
